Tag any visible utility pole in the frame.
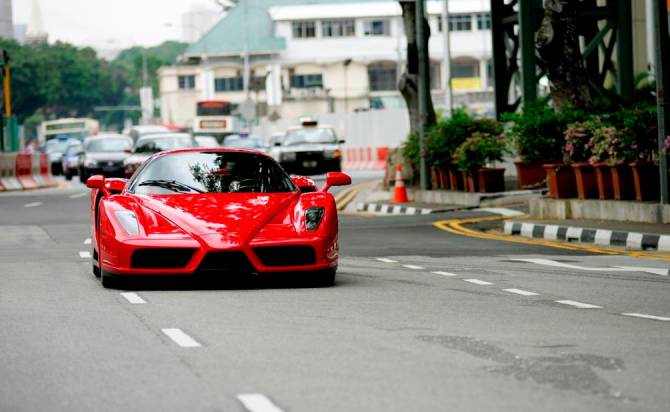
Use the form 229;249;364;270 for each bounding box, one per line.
653;0;670;204
416;0;429;191
242;0;250;98
441;0;452;113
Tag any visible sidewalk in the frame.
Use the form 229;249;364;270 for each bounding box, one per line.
502;218;670;252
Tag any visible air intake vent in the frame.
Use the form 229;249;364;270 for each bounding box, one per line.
131;248;195;269
198;251;255;272
254;246;316;267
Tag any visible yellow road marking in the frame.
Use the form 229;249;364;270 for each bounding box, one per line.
433;215;670;261
335;180;378;211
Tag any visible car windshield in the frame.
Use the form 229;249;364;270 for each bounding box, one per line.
134;136;194;153
85;138;131;152
65;144;83;156
46;139;73;153
223;137;263;150
131;151;296;194
283;128;336;146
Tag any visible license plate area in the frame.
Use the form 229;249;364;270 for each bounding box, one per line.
302;160;318;168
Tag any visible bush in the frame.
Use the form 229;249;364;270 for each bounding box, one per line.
563;119;603;163
588;125;627;165
453;132;510;172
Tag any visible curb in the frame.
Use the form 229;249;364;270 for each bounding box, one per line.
356;202;458;215
503;221;670;252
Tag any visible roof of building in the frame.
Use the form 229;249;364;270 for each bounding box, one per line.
184;0;392;57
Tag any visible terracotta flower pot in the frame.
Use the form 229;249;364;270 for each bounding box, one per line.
593;163;613;200
430;166;440;189
438;166;450;190
463;172;479;192
543;163;576;199
514;161;546;189
448;166;464;191
630;162;660;201
477;168;506;193
571;162;599;200
609;164;635;200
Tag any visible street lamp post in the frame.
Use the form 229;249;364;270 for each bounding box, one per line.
416;0;429;191
441;0;452;113
653;0;670;204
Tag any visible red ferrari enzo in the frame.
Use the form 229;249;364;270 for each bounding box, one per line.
87;148;351;288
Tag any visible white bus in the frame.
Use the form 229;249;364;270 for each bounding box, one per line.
38;118;100;143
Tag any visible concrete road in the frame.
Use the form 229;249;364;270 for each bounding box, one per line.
1;173;669;412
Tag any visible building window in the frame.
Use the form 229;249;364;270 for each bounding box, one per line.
292;21;316;38
363;19;390;36
321;19;355;37
368;62;397;91
452;60;479;78
291;74;323;88
214;77;243;92
476;13;491;30
449;14;472;32
178;75;195;90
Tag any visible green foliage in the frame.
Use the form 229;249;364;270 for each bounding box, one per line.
112;41;188;95
588;124;629;165
563;119;602;163
453;132;510;172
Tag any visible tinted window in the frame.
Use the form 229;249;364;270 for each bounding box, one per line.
132;152;296;194
85;138;131;152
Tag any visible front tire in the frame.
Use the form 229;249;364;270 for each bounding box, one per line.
101;270;121;289
308;267;336;287
79;169;87;184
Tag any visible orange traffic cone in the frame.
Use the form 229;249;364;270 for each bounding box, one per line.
392;165;410;203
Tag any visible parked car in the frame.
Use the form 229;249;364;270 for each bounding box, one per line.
273;121;344;174
44;136;80;176
61;141;83;180
194;135;220;148
222;133;268;153
79;134;133;183
124;133;196;178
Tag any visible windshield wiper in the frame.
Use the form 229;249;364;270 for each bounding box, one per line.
138;179;204;193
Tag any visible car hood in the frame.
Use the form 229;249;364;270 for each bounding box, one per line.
136;192;299;248
85;152;129;162
280;143;338;153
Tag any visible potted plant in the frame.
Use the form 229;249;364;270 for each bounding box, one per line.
564;119;599;200
453;132;510;193
588;125;619;200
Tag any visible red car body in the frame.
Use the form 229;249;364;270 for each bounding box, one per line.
88;148;351;287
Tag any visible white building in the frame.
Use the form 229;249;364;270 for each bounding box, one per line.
180;4;225;44
0;0;13;39
159;0;493;130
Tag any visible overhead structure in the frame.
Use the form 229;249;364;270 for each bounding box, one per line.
490;0;634;118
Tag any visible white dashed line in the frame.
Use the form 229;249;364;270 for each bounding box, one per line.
79;251;91;259
503;288;539;296
84;238;91;245
432;271;458;277
376;258;398;263
120;292;146;304
24;202;42;208
237;394;284;412
69;193;87;199
402;264;425;270
161;328;201;348
621;313;670;321
463;278;493;285
555;300;602;309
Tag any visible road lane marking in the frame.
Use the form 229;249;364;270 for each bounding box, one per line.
432;271;458;277
503;288;539;296
555;300;602;309
237;394;284;412
402;264;425;270
477;207;524;217
621;313;670;321
84;238;91;245
24;202;42;208
512;258;669;276
613;266;668;276
120;292;146;304
79;251;91;259
69;192;87;199
376;258;398;263
463;278;493;285
161;328;201;348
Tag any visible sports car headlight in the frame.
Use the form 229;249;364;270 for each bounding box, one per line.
115;211;139;235
305;207;325;231
324;149;341;159
281;152;297;162
84;159;98;168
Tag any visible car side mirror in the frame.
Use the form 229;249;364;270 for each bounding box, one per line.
291;175;318;193
105;178;127;194
86;175;111;196
321;172;351;192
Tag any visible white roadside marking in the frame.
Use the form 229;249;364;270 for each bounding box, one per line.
120;292;146;304
402;264;425;270
376;258;398;263
503;288;539;296
161;328;201;348
621;313;670;322
24;202;43;208
555;300;602;309
237;394;284;412
478;207;524;217
84;238;91;245
432;271;458;277
463;278;493;285
511;258;668;276
79;251;91;259
69;192;87;199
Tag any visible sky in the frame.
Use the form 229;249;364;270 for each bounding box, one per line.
12;0;221;49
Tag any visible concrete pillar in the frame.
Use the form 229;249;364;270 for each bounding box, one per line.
479;59;489;90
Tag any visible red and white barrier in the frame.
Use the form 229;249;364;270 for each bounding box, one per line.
39;153;58;187
15;153;38;190
343;146;390;171
0;152;57;191
0;153;22;191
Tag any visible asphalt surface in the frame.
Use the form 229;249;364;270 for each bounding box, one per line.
1;172;669;412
